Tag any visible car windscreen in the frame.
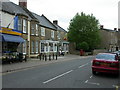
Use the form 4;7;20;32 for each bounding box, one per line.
96;54;115;61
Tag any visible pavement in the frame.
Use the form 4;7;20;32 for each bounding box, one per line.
1;54;93;73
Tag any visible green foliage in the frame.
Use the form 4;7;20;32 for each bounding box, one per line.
77;42;89;51
68;12;101;51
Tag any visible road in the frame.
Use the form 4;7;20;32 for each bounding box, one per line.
2;56;120;89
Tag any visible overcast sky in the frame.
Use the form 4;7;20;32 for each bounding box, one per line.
9;0;119;30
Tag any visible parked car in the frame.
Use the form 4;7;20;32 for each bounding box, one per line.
92;53;120;75
113;50;120;56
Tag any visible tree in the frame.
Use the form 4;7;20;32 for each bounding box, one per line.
77;42;89;51
68;12;101;51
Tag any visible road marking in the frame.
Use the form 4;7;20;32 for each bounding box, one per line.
90;75;92;79
85;80;88;83
87;82;100;85
43;70;73;84
78;63;88;68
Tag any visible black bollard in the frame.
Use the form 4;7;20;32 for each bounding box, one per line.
42;54;44;60
53;54;54;60
45;54;47;61
39;54;41;60
56;54;57;60
24;55;27;62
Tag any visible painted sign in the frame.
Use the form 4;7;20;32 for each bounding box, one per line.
0;27;22;35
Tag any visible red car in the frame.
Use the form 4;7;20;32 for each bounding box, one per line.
92;53;120;75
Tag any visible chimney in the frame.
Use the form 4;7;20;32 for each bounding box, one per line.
100;25;104;29
53;20;58;25
19;0;27;8
114;28;117;31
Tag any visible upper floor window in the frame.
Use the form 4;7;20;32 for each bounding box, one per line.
18;18;22;31
36;24;38;36
41;27;45;36
57;31;61;39
51;30;54;38
31;24;35;35
23;19;27;33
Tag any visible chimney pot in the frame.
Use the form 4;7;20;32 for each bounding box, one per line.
53;20;58;25
19;0;27;8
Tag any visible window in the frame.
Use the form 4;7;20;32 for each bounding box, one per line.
23;40;26;54
57;31;61;39
31;41;34;53
36;41;39;53
36;24;38;36
18;18;22;31
51;30;54;38
23;19;27;33
41;43;44;52
31;24;35;35
41;27;45;36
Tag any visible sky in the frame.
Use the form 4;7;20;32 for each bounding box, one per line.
9;0;119;30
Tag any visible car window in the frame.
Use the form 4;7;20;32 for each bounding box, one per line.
96;54;115;61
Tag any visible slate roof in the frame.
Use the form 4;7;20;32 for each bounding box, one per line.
1;1;37;20
32;13;57;30
53;23;67;33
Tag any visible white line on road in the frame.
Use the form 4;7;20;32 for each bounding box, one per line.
43;70;73;84
85;80;88;83
87;82;100;85
78;63;89;68
90;75;92;79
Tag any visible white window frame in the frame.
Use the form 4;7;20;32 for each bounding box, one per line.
41;27;45;36
31;24;35;35
36;41;39;53
18;18;22;31
51;30;54;38
23;19;27;33
40;43;45;53
31;41;34;53
57;31;61;39
36;24;38;36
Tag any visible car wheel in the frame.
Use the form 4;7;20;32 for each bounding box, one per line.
92;70;97;75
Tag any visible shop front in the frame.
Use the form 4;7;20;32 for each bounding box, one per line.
0;27;25;63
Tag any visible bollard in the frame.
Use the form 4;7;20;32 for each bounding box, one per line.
45;54;47;61
49;55;51;61
56;54;57;60
24;55;27;62
39;53;41;60
53;54;54;60
42;54;44;60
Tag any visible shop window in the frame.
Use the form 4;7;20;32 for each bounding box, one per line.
36;24;39;36
23;40;26;54
41;27;45;36
23;19;27;33
31;41;34;53
36;41;39;53
57;31;61;39
41;43;44;52
51;30;54;38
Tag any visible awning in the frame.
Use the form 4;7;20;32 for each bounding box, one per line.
0;33;25;43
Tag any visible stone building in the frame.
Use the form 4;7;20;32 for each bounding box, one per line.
0;0;69;58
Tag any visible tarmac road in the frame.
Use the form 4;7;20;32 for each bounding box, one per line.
2;56;120;89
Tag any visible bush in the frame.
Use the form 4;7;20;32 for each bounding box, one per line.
77;42;89;51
